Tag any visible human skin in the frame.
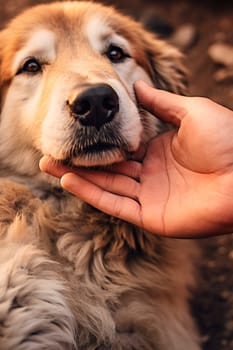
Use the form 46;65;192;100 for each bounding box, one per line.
40;81;233;238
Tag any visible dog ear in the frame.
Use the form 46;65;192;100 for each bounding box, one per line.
0;30;4;113
140;31;188;95
0;33;2;112
0;29;12;113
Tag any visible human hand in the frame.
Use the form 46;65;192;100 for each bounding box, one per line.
40;81;233;238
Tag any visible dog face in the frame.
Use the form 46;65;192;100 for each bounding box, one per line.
0;1;186;175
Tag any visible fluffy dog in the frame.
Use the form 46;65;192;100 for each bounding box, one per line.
0;2;201;349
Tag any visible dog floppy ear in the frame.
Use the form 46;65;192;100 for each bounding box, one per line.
0;32;2;112
0;30;5;113
139;31;188;95
0;28;13;113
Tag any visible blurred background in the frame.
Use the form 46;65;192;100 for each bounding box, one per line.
0;1;232;349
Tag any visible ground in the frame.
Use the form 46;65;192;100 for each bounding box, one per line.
0;1;232;349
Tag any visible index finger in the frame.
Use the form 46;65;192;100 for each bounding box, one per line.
134;80;189;126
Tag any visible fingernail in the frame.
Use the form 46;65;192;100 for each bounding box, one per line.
39;156;49;172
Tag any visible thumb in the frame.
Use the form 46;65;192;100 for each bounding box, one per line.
134;80;189;126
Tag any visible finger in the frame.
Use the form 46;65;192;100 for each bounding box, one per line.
39;156;70;178
60;172;142;226
74;168;140;201
134;80;189;125
40;155;141;180
108;161;142;180
40;156;141;200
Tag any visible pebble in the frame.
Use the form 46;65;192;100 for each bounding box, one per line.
207;260;217;268
225;321;233;331
214;67;233;82
208;43;233;67
170;24;198;50
201;335;210;343
220;290;231;300
218;246;227;255
221;339;227;346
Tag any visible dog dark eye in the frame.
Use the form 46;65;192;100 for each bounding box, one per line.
18;58;42;74
106;45;129;63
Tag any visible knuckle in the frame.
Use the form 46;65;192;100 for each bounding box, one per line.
130;180;139;201
112;198;123;218
104;173;115;190
192;96;211;106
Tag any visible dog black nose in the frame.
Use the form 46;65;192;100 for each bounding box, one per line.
71;84;119;129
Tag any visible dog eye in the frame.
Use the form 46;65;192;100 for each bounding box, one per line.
106;45;129;63
18;58;42;74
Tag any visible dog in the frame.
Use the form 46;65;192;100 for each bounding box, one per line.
0;2;201;349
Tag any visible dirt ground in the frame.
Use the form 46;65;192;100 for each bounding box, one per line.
0;1;232;349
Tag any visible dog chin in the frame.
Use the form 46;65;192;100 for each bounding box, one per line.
63;147;127;168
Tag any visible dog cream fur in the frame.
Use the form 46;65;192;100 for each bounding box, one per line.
0;2;201;349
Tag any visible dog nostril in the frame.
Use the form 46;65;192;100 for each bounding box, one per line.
74;99;91;116
103;96;118;113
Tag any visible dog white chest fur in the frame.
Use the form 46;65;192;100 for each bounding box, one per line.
0;2;200;349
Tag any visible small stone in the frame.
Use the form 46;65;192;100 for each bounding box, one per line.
214;32;227;42
221;339;227;346
218;246;227;255
214;67;233;82
207;260;216;268
217;274;226;283
170;24;198;50
220;290;231;300
225;320;233;331
208;43;233;67
201;334;210;343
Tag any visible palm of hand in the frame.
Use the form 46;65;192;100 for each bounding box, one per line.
139;114;233;236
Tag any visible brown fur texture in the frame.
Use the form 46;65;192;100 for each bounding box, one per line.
0;2;201;349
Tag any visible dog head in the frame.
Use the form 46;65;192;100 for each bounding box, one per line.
0;1;186;177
